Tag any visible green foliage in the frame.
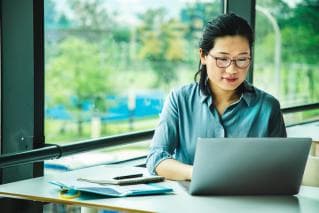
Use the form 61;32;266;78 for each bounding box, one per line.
136;1;221;87
254;32;275;63
256;0;319;64
180;1;221;39
137;8;188;86
280;1;319;64
255;0;319;106
46;36;113;115
281;27;319;63
69;0;114;30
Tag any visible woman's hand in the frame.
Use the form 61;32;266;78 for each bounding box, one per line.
155;159;193;181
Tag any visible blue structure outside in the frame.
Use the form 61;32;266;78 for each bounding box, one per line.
45;91;165;122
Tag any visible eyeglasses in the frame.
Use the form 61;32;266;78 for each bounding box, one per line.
208;54;251;69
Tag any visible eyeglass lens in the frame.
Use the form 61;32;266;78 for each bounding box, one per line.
216;58;250;68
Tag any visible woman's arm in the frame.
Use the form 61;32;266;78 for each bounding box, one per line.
146;89;180;176
156;158;193;181
147;88;194;180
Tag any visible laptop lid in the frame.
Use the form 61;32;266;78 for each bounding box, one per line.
189;137;312;195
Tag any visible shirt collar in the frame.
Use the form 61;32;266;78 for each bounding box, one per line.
199;80;256;106
240;81;255;106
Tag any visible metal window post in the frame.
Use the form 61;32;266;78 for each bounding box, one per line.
0;0;44;212
224;0;256;83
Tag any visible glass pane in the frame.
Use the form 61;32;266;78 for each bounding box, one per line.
44;0;222;171
284;108;319;126
254;0;319;108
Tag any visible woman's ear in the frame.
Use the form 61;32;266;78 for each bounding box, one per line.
199;48;206;65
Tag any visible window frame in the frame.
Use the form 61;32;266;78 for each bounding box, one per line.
1;0;318;186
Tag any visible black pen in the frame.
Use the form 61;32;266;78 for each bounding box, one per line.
113;173;143;180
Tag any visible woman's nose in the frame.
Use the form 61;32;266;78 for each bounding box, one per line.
225;63;238;74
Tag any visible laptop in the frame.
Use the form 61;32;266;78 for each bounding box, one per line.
189;137;312;195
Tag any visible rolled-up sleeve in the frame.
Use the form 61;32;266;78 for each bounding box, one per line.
146;89;179;175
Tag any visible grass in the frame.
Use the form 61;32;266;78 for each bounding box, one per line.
45;118;156;165
45;117;158;144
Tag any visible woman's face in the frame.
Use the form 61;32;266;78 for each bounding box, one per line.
200;35;251;92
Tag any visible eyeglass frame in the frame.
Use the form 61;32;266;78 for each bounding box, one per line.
207;53;252;69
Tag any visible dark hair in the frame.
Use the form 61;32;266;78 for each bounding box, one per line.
194;13;254;95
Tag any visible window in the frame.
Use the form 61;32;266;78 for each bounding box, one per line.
44;0;222;168
254;0;319;124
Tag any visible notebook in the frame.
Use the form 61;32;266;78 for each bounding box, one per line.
77;175;164;185
49;166;173;197
189;137;312;195
49;179;172;197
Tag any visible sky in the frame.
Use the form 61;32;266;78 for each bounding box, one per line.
282;0;302;7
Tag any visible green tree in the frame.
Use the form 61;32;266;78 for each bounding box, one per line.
69;0;114;30
46;37;113;135
46;0;123;137
255;0;319;103
180;1;221;40
137;8;188;87
280;0;319;64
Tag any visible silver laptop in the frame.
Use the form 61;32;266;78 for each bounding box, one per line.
189;138;312;195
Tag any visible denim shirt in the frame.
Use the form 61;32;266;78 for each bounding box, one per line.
146;81;287;175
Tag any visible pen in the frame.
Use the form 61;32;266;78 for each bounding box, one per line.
113;173;143;180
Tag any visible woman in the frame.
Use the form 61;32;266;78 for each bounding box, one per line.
146;13;286;181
